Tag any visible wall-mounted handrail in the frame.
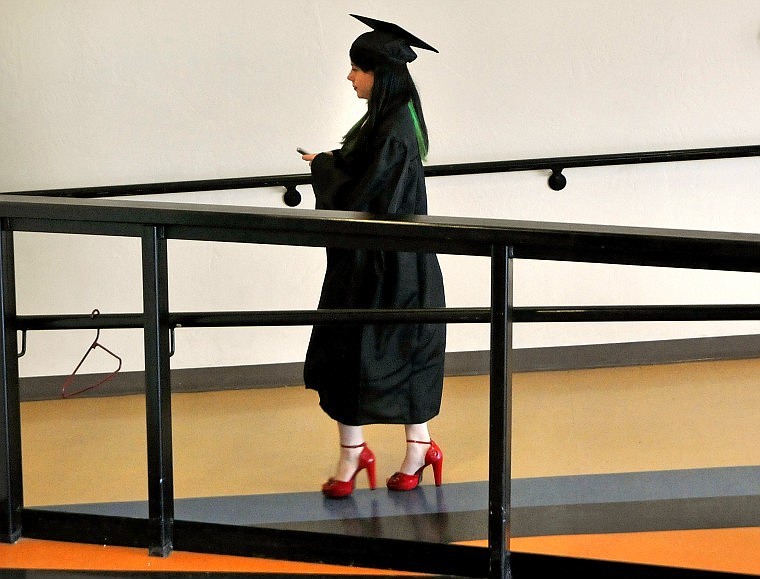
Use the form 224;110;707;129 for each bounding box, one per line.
1;173;312;207
425;143;760;191
4;144;758;205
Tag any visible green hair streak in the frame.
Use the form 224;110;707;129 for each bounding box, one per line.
407;100;428;162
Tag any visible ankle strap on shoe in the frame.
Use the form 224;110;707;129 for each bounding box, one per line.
340;442;366;449
406;439;431;444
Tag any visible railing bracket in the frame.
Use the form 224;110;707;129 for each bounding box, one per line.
548;167;566;191
283;186;302;207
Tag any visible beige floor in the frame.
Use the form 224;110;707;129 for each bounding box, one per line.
19;356;760;507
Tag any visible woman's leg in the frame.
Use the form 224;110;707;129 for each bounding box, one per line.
399;422;431;474
386;423;443;490
333;421;366;481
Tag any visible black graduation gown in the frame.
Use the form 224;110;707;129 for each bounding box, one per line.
303;105;446;426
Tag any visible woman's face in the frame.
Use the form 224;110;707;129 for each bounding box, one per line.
347;62;374;100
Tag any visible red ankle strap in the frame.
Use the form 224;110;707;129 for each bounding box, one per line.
406;439;431;444
340;442;366;449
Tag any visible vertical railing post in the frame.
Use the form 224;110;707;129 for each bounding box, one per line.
142;225;174;556
488;244;514;579
0;220;21;544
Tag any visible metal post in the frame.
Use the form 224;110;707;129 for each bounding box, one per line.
0;221;21;544
142;225;174;556
488;244;513;579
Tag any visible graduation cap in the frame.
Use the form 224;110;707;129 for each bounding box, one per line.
350;14;438;64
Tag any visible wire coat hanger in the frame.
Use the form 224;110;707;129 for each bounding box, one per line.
61;309;122;399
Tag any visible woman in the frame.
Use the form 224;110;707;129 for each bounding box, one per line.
301;14;446;499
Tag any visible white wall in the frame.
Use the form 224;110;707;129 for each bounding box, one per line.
2;0;760;377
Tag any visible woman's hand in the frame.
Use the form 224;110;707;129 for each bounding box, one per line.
301;151;333;165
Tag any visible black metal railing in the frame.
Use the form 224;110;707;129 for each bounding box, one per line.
5;144;759;206
1;192;759;578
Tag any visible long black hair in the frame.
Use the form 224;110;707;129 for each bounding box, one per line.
343;45;429;160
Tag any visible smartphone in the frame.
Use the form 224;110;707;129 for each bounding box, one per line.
297;147;310;155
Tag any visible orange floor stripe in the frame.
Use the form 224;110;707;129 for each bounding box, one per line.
5;530;760;576
504;527;760;576
0;537;423;575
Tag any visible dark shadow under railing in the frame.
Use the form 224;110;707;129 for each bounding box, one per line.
1;193;760;579
4;143;759;205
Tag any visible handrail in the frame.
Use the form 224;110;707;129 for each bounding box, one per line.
2;194;760;271
14;304;760;334
3;143;758;205
2;196;760;578
425;143;760;191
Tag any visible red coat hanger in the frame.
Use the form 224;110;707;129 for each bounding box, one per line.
61;309;122;399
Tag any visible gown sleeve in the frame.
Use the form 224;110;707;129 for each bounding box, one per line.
310;131;409;213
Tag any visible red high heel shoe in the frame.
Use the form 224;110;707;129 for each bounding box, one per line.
386;439;443;491
321;442;377;499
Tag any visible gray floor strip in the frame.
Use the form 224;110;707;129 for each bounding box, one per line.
41;465;760;533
